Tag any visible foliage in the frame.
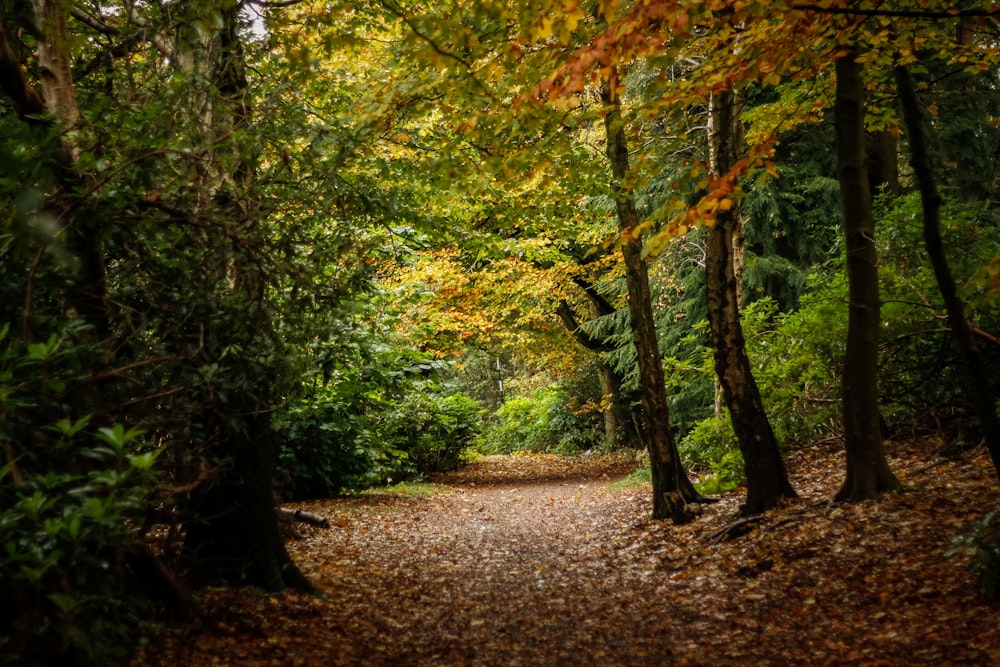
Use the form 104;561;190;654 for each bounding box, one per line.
741;290;846;445
677;415;744;495
951;503;1000;602
383;389;483;476
877;194;1000;425
476;383;604;455
274;329;483;499
0;323;160;666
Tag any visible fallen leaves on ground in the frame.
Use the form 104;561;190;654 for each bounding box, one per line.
133;440;1000;666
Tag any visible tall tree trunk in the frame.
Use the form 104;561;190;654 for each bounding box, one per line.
601;75;697;522
833;51;900;502
706;90;796;515
7;2;111;343
894;65;1000;482
173;1;311;592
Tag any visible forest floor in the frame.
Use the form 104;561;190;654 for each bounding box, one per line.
134;436;1000;666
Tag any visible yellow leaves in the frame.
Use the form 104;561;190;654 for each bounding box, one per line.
599;0;620;24
563;1;586;33
530;1;587;46
534;14;556;41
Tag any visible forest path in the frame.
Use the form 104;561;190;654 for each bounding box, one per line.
136;445;1000;666
292;452;672;665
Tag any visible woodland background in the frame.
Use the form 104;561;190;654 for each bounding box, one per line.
2;0;1000;664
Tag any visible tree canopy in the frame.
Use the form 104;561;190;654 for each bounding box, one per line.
2;0;1000;663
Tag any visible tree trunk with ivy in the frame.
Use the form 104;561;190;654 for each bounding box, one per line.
706;89;796;515
149;0;312;592
833;51;899;501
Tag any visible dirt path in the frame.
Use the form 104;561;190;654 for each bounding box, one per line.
293;454;671;665
135;446;1000;666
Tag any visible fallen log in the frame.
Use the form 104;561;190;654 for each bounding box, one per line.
278;507;331;528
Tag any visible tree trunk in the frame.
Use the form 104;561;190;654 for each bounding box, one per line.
894;65;1000;483
555;279;644;450
184;412;313;591
601;75;697;522
833;51;899;502
174;1;312;592
706;90;796;515
5;2;111;343
867;129;901;199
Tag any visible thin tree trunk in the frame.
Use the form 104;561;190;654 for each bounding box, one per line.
601;75;697;522
833;51;900;501
555;291;643;450
894;65;1000;482
706;89;796;515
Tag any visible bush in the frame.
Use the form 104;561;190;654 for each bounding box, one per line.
741;289;846;446
274;336;483;498
381;389;482;475
677;416;744;494
477;384;604;455
0;323;161;666
274;375;391;498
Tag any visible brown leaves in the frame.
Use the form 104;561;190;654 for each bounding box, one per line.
134;440;1000;666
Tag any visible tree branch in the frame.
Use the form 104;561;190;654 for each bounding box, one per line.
791;4;1000;19
572;276;617;317
0;22;45;118
555;300;618;352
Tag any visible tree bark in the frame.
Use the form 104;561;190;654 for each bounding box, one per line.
601;75;698;522
833;51;900;501
867;129;901;199
894;65;1000;482
174;0;312;592
706;89;796;515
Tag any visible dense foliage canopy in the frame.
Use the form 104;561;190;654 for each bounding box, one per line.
2;0;1000;664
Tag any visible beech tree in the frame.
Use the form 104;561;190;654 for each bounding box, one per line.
833;50;900;501
601;75;700;521
895;64;1000;482
706;88;796;513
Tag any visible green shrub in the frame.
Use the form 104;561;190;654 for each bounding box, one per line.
0;323;161;666
274;375;391;498
677;415;744;495
274;336;483;498
381;389;482;475
477;384;604;455
741;289;845;446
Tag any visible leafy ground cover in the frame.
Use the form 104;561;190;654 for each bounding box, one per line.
133;440;1000;666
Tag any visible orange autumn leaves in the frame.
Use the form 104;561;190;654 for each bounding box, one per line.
384;249;588;374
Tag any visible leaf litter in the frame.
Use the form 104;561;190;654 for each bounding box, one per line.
133;439;1000;666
